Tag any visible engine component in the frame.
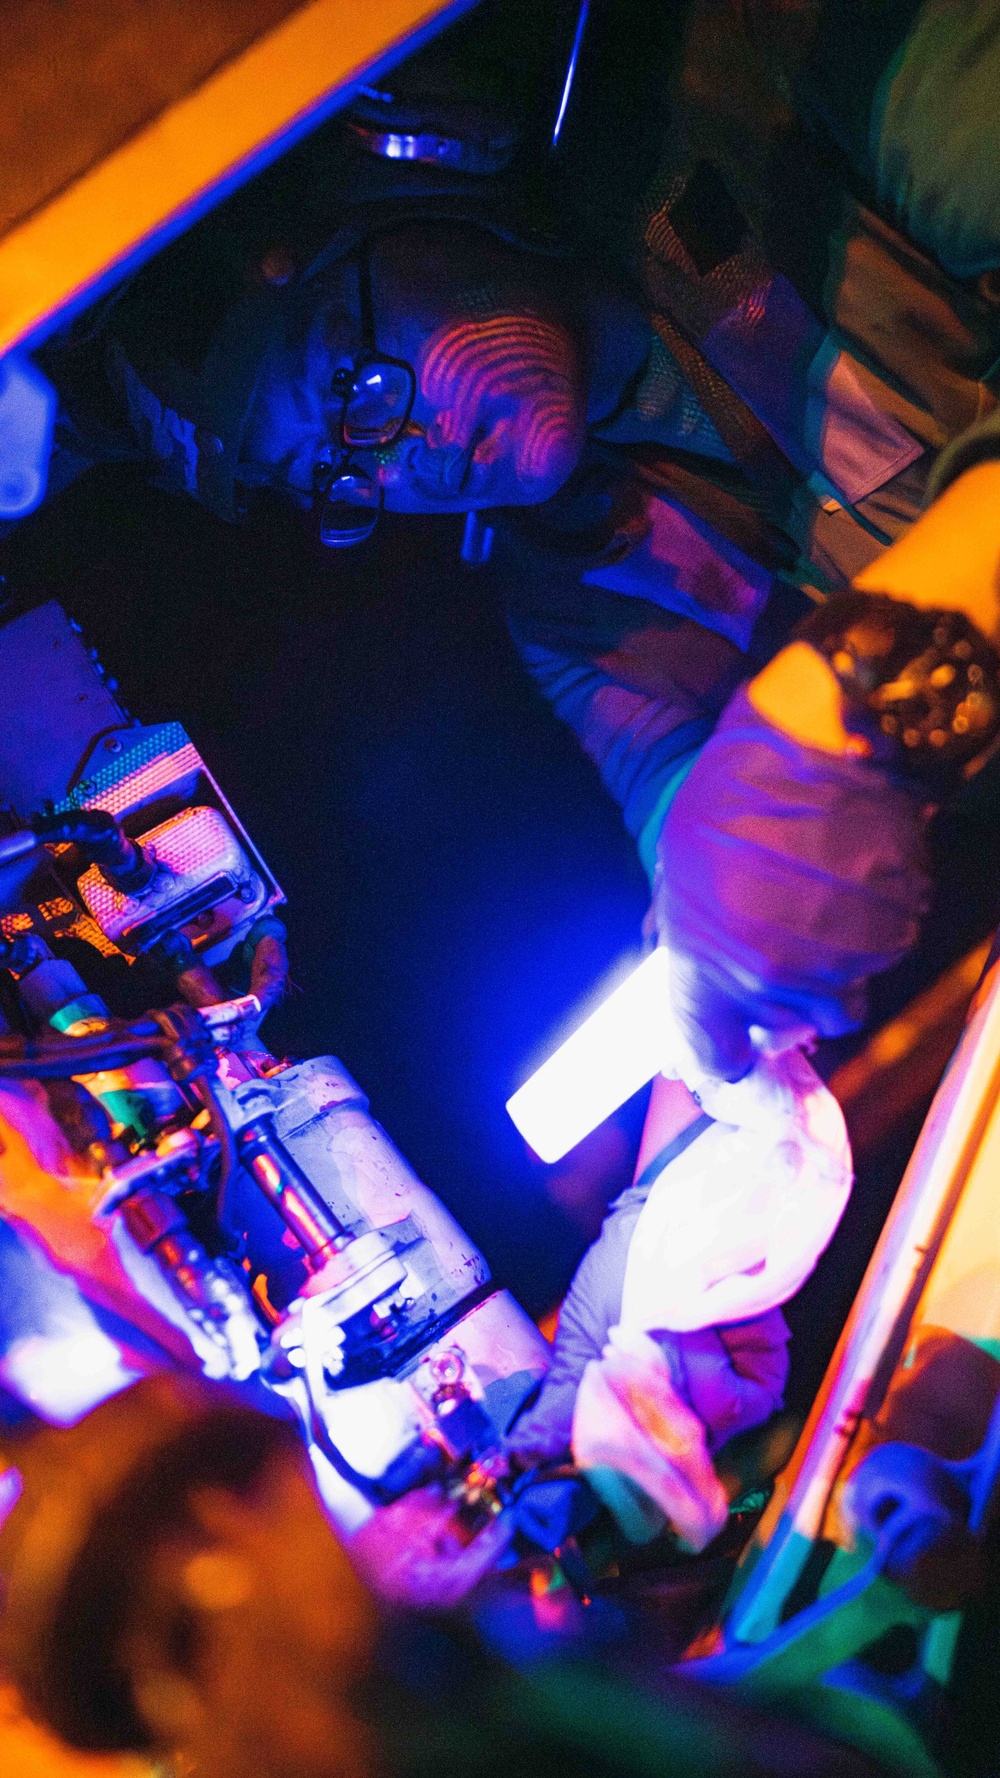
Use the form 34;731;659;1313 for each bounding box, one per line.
222;1055;547;1523
76;804;268;954
0;600;549;1539
34;807;156;896
235;1114;351;1265
0;602;283;975
2;932;183;1140
119;1183;261;1381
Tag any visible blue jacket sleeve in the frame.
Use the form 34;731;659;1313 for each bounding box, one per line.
500;522;746;857
496;459;811;869
514;635;715;856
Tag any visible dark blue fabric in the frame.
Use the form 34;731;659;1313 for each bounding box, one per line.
510;1475;600;1551
516;640;715;841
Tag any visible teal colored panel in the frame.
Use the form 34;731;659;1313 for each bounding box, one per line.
873;1;1000;278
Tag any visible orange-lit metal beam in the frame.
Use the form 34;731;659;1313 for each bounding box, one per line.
726;939;1000;1641
830;942;991;1161
0;0;479;358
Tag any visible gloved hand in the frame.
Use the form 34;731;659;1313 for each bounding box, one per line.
506;1165;790;1470
653;681;933;1080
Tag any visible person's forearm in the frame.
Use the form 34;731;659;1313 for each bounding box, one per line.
515;637;714;839
633;1072;702;1181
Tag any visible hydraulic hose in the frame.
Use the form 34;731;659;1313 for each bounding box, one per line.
194;1073;238;1220
0;1029;166;1077
33;809;156;895
248;925;289;1016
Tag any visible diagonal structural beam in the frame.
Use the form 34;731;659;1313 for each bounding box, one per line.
0;0;479;358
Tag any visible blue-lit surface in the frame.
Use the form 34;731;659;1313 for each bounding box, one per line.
0;352;57;519
551;0;591;148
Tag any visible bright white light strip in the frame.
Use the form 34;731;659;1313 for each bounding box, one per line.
506;948;675;1163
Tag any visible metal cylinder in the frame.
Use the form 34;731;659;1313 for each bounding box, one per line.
236;1115;347;1263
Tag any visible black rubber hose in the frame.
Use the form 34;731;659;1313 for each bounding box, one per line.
194;1074;237;1220
33;809;156;895
0;1034;167;1077
249;931;290;1016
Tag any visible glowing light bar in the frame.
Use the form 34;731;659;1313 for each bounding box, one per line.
507;948;675;1163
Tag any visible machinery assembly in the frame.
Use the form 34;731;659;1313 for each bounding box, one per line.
0;601;548;1538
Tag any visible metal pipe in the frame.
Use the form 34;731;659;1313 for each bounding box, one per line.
551;0;591;149
235;1115;346;1264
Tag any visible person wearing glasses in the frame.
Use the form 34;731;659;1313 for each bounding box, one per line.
22;47;1000;1561
234;221;610;544
29;5;1000;1087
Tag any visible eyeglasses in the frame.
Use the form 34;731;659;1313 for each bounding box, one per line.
314;253;416;547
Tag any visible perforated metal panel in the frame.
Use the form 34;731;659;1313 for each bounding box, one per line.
78;804;265;946
53;727;200;818
0;603;127;815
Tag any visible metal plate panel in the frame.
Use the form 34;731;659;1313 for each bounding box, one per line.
0;602;127;815
0;0;479;356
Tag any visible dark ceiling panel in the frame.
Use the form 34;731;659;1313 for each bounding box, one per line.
2;0;305;237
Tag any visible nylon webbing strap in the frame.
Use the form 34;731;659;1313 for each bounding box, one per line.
633;1108;714;1196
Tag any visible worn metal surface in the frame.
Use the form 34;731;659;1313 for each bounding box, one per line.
0;0;478;356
